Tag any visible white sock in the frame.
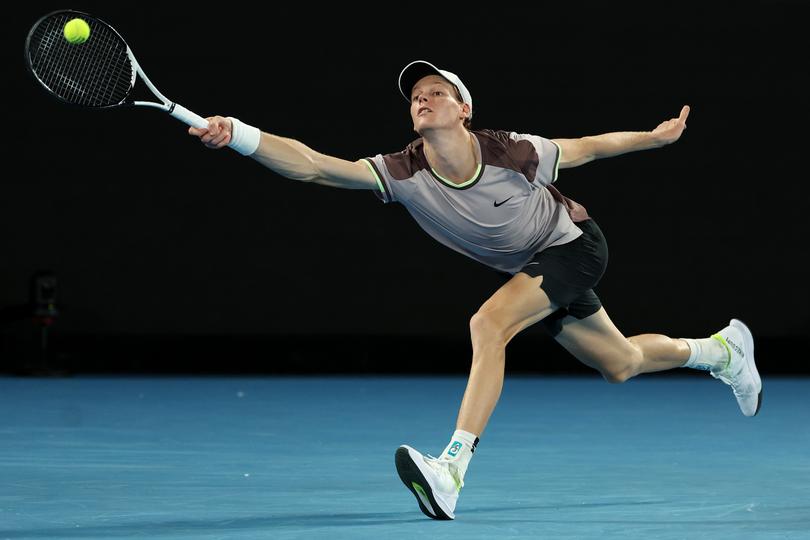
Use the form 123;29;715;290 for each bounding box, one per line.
438;429;479;479
682;337;730;371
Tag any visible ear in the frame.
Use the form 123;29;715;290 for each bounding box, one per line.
460;103;472;119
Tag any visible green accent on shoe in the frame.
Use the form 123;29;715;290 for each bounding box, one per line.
412;482;428;499
449;466;463;493
711;333;732;370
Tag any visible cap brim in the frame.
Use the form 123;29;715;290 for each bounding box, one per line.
398;61;444;102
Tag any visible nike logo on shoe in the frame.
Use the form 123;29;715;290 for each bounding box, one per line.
494;196;513;207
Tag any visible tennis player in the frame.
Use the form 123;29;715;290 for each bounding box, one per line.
188;60;761;521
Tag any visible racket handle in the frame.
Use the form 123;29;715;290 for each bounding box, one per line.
170;103;209;129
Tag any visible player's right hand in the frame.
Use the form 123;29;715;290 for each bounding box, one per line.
188;116;232;149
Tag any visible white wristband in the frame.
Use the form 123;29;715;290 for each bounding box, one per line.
227;117;261;156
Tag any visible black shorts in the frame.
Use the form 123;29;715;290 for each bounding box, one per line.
511;219;609;337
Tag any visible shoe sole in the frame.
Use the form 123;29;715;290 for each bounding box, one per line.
395;446;453;520
730;318;763;416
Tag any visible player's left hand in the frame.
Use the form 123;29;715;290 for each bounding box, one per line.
651;105;690;146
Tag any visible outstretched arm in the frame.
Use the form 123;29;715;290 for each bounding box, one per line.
552;105;690;169
188;116;377;190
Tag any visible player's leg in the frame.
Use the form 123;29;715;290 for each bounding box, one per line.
457;272;559;435
549;305;688;383
395;271;558;520
395;219;612;520
552;306;762;414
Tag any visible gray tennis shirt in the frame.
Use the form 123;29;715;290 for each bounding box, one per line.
362;129;590;274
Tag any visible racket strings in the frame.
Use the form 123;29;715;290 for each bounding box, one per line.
34;16;92;102
28;13;134;107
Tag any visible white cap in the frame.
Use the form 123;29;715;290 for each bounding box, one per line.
398;60;473;112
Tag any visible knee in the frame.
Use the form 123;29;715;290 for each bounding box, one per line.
469;310;508;346
600;343;643;384
601;366;633;384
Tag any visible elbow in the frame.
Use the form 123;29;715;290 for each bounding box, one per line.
308;153;334;184
284;152;323;183
282;167;320;183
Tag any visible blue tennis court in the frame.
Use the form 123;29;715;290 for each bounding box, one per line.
1;375;807;539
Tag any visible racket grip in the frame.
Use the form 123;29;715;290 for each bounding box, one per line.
170;103;209;129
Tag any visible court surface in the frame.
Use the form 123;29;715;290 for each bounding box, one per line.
1;374;808;539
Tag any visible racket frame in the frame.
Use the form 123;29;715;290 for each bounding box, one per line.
26;10;209;129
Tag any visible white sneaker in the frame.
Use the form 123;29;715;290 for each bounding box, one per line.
395;445;462;520
711;319;762;416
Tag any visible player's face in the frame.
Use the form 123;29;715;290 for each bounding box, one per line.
410;75;466;133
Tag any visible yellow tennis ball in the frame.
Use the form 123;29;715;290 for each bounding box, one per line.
63;18;90;44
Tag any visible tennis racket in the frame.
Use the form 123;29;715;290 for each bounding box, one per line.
25;9;208;129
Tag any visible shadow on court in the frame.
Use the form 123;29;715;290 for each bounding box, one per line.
0;502;672;538
5;502;810;538
0;511;424;538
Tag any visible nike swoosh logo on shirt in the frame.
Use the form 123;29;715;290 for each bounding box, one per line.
494;196;513;207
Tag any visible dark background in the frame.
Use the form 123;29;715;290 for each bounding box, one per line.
3;2;808;374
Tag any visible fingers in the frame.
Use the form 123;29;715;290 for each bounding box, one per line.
678;105;690;122
189;116;231;148
206;123;231;147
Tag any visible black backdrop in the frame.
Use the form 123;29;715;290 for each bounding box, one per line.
3;2;808;374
